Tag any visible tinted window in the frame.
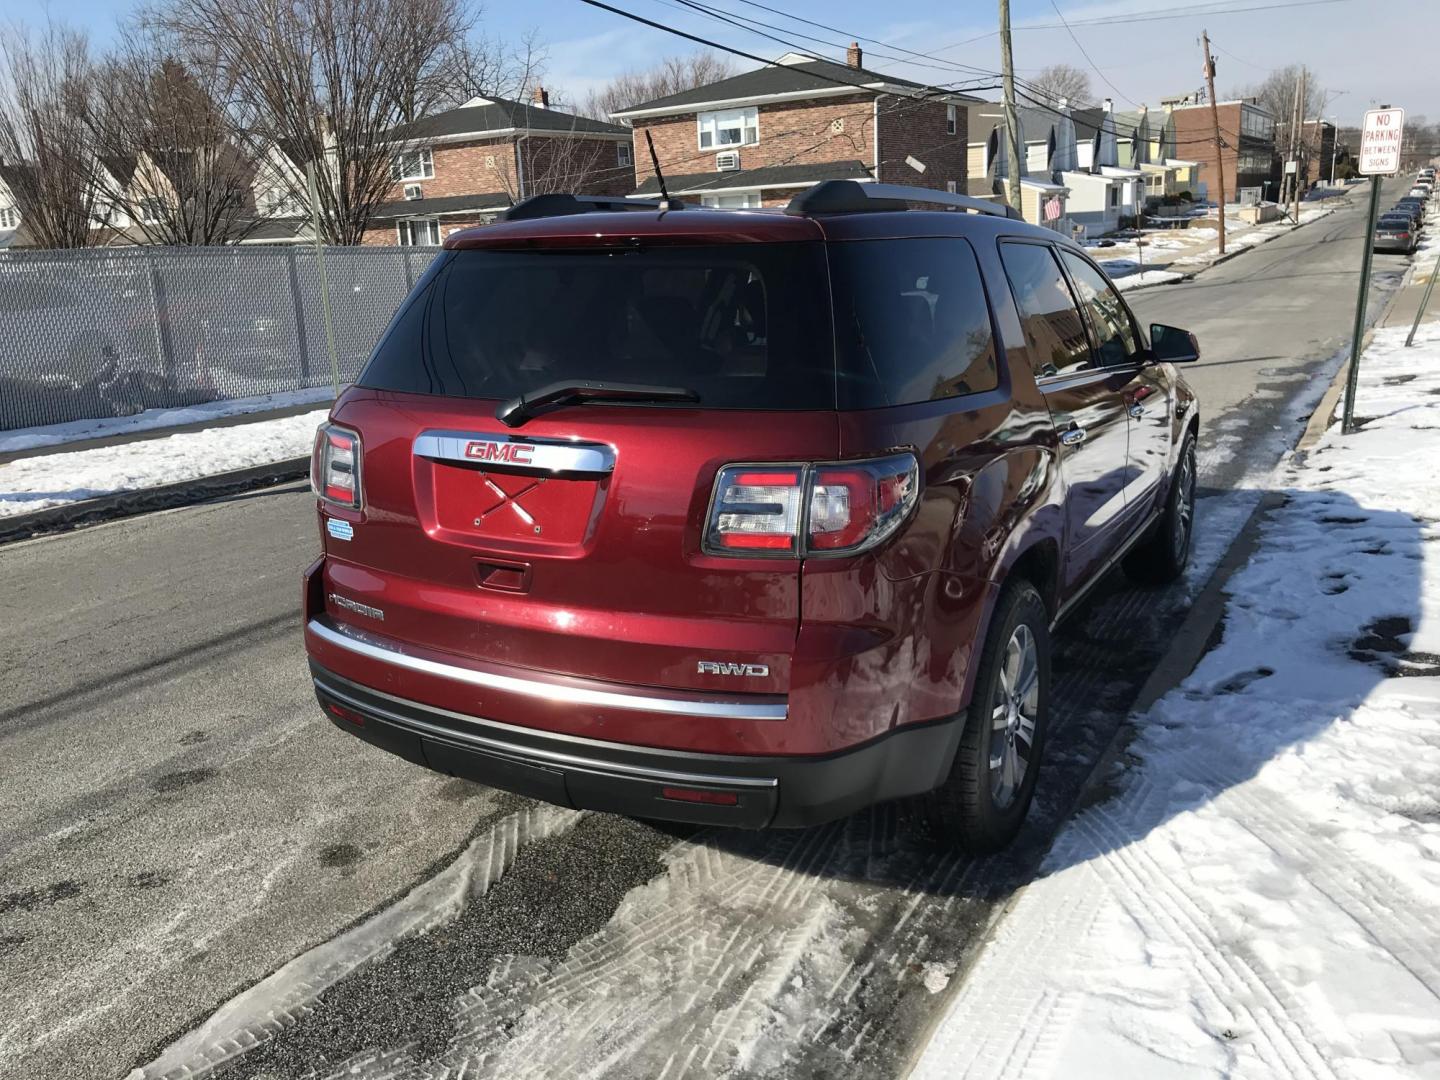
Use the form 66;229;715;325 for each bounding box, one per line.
998;242;1091;378
828;238;999;408
1060;251;1138;367
359;243;835;409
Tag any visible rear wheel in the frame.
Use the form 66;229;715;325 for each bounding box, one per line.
1124;431;1196;585
921;580;1050;852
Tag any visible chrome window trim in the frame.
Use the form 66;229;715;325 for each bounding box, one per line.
314;674;779;790
412;430;616;475
308;618;788;721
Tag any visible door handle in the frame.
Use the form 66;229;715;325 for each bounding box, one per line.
1060;426;1087;446
1127;403;1145;419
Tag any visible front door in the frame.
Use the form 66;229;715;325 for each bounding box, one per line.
997;240;1131;593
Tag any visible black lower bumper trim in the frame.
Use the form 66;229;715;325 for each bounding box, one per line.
311;663;964;829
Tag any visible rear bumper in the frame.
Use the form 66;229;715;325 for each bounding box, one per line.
312;663;964;828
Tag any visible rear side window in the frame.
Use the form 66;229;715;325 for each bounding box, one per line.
998;242;1091;379
359;243;835;409
828;238;999;409
1059;251;1139;367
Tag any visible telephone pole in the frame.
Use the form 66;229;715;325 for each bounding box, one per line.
999;0;1023;213
1201;31;1226;254
1291;68;1307;222
1282;74;1301;210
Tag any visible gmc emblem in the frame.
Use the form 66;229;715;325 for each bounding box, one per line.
466;440;534;465
697;660;770;677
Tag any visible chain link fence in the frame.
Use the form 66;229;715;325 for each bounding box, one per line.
0;245;441;432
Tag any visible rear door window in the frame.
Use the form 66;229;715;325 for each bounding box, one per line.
358;243;835;409
828;237;1000;408
998;242;1092;379
1059;251;1139;367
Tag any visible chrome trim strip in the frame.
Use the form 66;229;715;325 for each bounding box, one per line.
413;431;615;475
314;674;779;789
308;619;788;721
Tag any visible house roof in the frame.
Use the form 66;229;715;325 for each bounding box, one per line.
1070;107;1107;142
613;56;980;118
389;97;629;142
632;158;871;196
99;155;139;186
965;102;1056;146
370;191;512;219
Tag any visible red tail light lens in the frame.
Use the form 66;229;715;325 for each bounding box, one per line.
809;455;919;554
705;467;805;554
312;422;362;510
703;453;919;558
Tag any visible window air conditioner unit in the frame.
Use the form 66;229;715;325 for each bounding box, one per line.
715;151;740;172
404;184;423;200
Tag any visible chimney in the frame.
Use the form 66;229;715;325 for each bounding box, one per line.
1103;97;1112;114
846;42;862;69
532;85;550;109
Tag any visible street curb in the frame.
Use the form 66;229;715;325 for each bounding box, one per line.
1118;203;1342;293
0;457;311;545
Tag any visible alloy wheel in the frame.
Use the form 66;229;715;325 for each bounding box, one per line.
990;623;1039;810
1173;444;1196;563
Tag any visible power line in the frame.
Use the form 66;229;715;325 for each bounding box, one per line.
1045;0;1137;107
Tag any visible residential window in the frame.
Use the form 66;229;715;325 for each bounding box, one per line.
258;186;302;217
0;207;19;229
947;180;958;194
946;104;957;136
1109;186;1119;208
700;193;761;209
391;147;435;181
139;197;165;225
697;107;758;150
397;217;441;246
617;142;633;167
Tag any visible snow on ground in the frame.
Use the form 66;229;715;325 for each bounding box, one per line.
0;409;326;517
1094;204;1338;288
129;806;583;1080
0;387;332;454
914;321;1440;1079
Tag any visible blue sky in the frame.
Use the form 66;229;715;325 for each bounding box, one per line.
14;0;1438;126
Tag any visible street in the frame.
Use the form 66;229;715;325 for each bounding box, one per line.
0;182;1415;1080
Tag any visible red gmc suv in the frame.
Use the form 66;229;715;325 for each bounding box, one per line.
303;182;1200;851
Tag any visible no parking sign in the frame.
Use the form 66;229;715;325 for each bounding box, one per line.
1358;108;1404;176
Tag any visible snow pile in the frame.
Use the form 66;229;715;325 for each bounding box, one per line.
0;387;333;454
0;409;327;517
915;321;1440;1078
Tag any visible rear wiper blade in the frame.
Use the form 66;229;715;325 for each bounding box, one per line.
496;380;700;427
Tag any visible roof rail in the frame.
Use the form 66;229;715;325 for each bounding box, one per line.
500;193;685;222
785;179;1022;220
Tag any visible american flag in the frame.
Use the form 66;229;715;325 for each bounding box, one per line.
1044;197;1062;222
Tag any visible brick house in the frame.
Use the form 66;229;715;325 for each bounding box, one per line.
611;45;979;207
1166;98;1276;203
362;89;636;245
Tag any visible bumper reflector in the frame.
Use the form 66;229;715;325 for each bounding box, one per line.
326;701;366;726
661;786;739;806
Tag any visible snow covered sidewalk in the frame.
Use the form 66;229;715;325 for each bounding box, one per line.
1095;202;1340;292
914;323;1440;1079
0;408;325;518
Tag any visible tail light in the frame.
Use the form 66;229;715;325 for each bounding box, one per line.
312;422;362;510
704;452;919;558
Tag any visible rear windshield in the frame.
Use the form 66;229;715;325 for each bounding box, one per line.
358;243;837;409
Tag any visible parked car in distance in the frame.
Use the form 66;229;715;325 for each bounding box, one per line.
303;182;1202;852
1375;214;1419;254
1392;201;1426;227
1408;187;1432;202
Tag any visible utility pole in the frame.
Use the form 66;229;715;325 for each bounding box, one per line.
1292;68;1307;222
1201;32;1226;254
999;0;1023;214
1282;74;1301;211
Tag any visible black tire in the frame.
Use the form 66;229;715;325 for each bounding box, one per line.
921;580;1050;853
1124;431;1197;586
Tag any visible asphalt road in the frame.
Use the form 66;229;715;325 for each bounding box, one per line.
0;182;1413;1080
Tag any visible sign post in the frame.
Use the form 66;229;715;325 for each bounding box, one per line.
1342;107;1404;434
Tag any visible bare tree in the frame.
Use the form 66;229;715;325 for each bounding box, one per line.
1027;63;1093;108
582;53;738;121
153;0;473;244
86;25;265;244
0;18;101;248
1235;64;1322;129
420;29;548;118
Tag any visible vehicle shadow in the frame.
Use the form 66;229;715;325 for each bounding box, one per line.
697;486;1422;901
